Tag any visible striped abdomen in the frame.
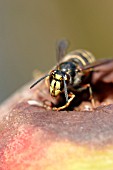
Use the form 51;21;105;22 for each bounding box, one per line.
61;49;95;68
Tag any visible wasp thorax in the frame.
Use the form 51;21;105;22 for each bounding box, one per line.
49;70;68;97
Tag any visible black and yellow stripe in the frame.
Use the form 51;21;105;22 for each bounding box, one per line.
62;49;95;67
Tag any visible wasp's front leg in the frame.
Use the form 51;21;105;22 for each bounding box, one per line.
53;92;75;111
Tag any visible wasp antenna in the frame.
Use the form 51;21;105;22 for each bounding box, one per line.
30;74;50;89
63;77;68;103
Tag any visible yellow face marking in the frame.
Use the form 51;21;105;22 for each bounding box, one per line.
51;79;56;88
50;86;53;95
50;83;61;96
55;74;62;80
50;79;62;96
50;85;52;91
55;81;61;90
54;89;61;96
51;80;61;90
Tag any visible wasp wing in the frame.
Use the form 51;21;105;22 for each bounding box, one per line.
56;39;69;62
82;59;113;71
82;58;113;84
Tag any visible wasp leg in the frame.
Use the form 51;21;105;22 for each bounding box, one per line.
76;84;95;108
53;93;75;111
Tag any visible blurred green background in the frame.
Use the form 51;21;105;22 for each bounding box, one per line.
1;0;113;103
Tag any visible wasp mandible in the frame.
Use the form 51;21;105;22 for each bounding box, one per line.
30;40;112;111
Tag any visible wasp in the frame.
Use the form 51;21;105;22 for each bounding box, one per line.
30;40;112;111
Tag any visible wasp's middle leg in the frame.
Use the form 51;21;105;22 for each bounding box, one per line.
76;84;95;108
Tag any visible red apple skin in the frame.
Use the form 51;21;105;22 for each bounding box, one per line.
0;103;113;170
1;124;113;170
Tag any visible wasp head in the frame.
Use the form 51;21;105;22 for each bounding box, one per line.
49;70;69;98
30;69;69;102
